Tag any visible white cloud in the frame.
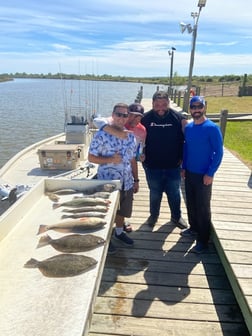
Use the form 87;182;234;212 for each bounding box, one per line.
1;0;252;76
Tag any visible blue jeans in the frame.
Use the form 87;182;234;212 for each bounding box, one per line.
143;166;182;220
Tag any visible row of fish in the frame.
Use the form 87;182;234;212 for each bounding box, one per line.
24;183;116;278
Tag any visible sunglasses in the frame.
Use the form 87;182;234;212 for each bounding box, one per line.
114;112;129;118
190;104;204;110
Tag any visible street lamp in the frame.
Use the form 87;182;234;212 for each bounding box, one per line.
168;47;176;93
180;0;207;112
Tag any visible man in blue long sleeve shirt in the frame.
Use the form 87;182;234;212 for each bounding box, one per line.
181;96;223;253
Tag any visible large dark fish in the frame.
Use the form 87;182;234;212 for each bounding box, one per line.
37;233;105;252
61;212;105;219
24;254;97;277
62;205;108;213
53;197;110;209
37;217;107;235
49;183;116;195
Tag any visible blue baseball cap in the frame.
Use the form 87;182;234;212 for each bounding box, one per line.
189;96;206;107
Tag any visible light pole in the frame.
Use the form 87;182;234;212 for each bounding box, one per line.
168;47;176;93
180;0;207;112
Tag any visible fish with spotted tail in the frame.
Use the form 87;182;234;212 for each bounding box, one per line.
37;217;106;234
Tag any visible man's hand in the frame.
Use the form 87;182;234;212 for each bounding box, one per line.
203;175;213;186
111;152;122;164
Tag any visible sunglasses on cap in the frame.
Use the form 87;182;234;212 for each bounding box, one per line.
114;112;129;118
190;104;204;110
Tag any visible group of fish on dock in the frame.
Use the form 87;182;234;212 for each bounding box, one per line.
24;183;117;278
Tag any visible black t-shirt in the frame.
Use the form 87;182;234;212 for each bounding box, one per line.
141;109;185;169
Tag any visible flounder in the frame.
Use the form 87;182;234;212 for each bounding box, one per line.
37;233;105;252
24;254;97;277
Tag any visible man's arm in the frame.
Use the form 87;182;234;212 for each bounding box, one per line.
88;152;122;165
103;124;131;139
181;118;189;132
130;157;139;193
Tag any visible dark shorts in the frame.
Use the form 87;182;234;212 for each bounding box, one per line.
117;188;134;218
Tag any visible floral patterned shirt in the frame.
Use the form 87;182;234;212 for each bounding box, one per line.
89;129;137;190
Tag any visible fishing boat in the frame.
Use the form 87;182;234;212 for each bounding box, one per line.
0;117;99;214
0;92;122;336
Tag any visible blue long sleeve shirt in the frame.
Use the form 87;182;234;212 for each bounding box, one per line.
182;119;223;177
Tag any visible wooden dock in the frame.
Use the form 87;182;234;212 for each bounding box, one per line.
87;148;251;336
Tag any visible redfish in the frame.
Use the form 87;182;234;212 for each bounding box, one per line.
37;217;106;235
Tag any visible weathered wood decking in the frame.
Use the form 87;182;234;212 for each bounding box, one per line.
87;148;251;336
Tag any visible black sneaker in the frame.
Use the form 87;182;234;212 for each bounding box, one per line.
114;231;134;246
108;242;117;255
191;242;208;254
144;215;158;227
180;228;197;238
171;217;188;229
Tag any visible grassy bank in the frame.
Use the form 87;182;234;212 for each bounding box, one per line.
196;96;252;170
205;96;252;114
224;121;252;170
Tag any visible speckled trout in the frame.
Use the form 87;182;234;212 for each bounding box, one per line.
62;205;108;213
37;217;106;234
61;212;105;219
24;254;97;277
53;197;110;209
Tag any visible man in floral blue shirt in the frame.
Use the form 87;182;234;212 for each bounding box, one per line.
88;103;139;252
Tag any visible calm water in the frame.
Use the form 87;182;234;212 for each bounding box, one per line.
0;78;161;168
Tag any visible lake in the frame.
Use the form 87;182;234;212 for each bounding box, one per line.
0;78;161;168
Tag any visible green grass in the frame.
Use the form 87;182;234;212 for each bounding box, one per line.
206;97;252;170
224;121;252;170
205;96;252;114
180;96;252;114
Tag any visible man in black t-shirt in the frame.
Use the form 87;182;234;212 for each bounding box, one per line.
141;91;188;229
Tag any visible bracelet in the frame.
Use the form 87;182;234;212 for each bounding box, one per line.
134;179;139;182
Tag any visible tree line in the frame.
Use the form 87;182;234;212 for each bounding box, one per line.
0;72;252;86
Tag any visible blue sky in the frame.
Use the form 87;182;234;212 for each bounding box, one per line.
1;0;252;77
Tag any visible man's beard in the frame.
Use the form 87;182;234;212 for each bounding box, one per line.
192;111;204;120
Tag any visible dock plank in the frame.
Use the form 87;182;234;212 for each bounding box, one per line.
88;148;251;335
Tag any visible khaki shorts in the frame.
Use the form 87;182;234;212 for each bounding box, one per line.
117;188;134;218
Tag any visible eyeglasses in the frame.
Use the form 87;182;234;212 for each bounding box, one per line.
190;104;204;110
114;112;129;118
